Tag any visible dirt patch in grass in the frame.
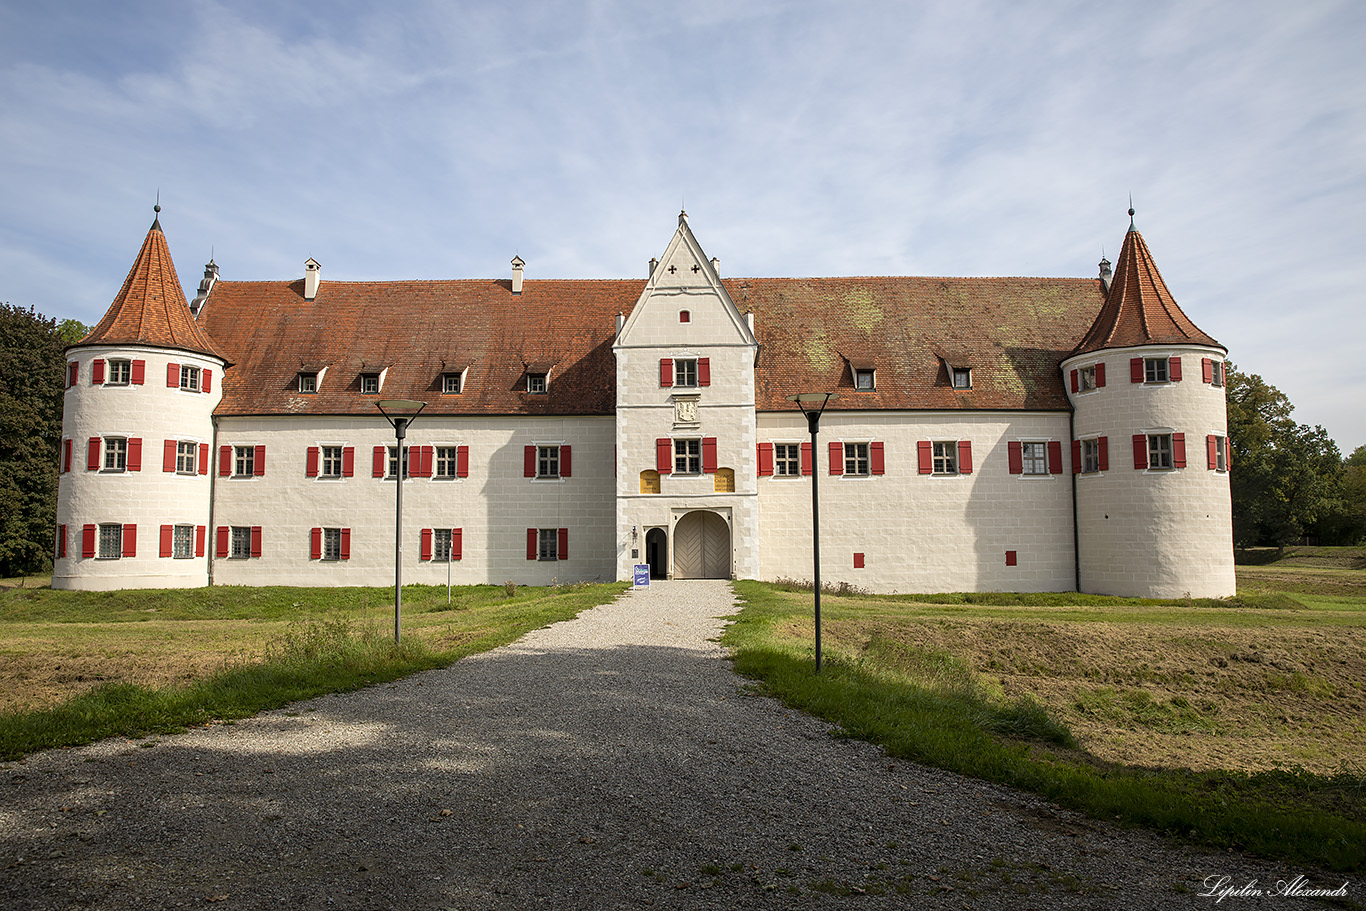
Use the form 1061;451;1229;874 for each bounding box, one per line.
823;615;1366;776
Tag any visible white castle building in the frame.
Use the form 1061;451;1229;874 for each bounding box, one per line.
54;208;1235;597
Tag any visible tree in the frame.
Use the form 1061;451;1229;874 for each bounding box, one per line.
0;305;80;577
1225;362;1342;549
1328;445;1366;545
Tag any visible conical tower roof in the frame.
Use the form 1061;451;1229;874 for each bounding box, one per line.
1071;223;1222;356
73;212;230;363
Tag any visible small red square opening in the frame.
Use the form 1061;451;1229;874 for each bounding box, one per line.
853;552;865;569
679;310;691;323
1005;550;1017;566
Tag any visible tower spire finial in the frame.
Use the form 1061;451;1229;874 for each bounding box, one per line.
152;190;162;229
1127;194;1136;232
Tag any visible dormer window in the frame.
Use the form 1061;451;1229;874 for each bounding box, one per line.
442;372;463;394
526;372;547;395
298;372;318;394
952;367;972;390
854;368;875;391
360;374;379;395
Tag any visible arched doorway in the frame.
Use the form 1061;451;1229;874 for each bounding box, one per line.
673;511;731;579
645;527;668;579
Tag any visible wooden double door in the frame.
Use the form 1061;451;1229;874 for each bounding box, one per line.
672;511;731;579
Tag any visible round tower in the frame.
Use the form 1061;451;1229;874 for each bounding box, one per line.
53;208;229;590
1063;214;1234;598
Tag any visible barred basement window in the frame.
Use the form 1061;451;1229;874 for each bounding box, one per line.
433;528;453;562
774;443;800;477
230;527;252;559
173;525;194;559
538;528;558;561
322;528;342;561
98;524;123;559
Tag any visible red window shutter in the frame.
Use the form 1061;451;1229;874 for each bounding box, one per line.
92;359;105;384
801;441;812;476
1206;434;1217;470
1048;441;1063;474
698;357;710;387
1202;358;1213;383
557;527;569;560
871;441;885;475
253;445;265;476
452;528;463;560
199;442;209;475
1173;432;1186;468
250;526;262;557
67;362;78;388
829;441;843;475
918;440;932;474
524;445;536;477
342;446;355;477
1095;362;1106;387
339;529;350;560
160;525;173;558
122;524;137;557
457;445;469;478
1072;440;1081;474
1098;436;1109;471
656;438;672;473
853;552;864;569
1130;357;1143;383
82;524;96;558
660;358;673;387
88;437;102;470
62;438;72;473
202;369;212;393
1069;369;1078;393
757;442;773;476
131;360;145;385
1006;550;1018;567
310;527;321;560
219;445;232;476
126;438;142;472
1133;434;1147;469
57;524;66;559
1169;357;1182;381
164;439;178;472
958;441;973;474
1008;441;1023;474
306;446;320;477
560;445;572;478
196;525;206;557
217;526;230;558
421;528;432;561
167;363;179;387
527;528;538;560
373;445;386;477
702;438;717;474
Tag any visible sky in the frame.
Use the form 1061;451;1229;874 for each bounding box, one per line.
2;0;1363;452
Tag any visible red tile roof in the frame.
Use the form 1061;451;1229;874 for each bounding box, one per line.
74;218;230;362
1071;228;1222;356
197;273;1105;416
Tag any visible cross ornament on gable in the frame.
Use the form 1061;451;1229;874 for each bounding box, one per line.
668;265;677;274
691;264;701;273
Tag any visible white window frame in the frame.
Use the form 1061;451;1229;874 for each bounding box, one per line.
1147;433;1174;470
173;524;194;559
106;359;131;386
674;358;698;388
360;374;380;395
853;368;875;391
97;523;123;559
435;445;460;479
104;437;128;472
1021;441;1048;476
844;442;871;476
674;439;701;475
442;372;463;394
297;371;317;394
932;441;958;476
180;365;201;392
387;445;410;480
537;445;561;479
1144;358;1169;384
176;440;197;474
1082;438;1102;474
526;372;547;394
774;443;801;477
951;367;972;390
230;526;252;559
320;445;343;479
1210;360;1225;387
234;445;256;478
1079;365;1097;392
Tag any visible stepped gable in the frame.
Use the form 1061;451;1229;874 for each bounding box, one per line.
75;215;230;363
199;278;643;416
733;276;1105;412
1071;226;1222;357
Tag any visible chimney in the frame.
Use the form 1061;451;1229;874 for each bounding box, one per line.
615;312;624;337
190;259;218;315
304;258;321;301
1099;255;1112;293
649;257;658;277
511;255;525;294
711;257;720;275
746;311;754;334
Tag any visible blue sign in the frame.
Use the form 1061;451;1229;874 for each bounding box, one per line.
633;564;651;589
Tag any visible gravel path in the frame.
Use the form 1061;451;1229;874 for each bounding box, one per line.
0;581;1354;910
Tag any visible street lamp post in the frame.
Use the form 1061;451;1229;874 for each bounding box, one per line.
376;399;426;644
788;392;837;674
